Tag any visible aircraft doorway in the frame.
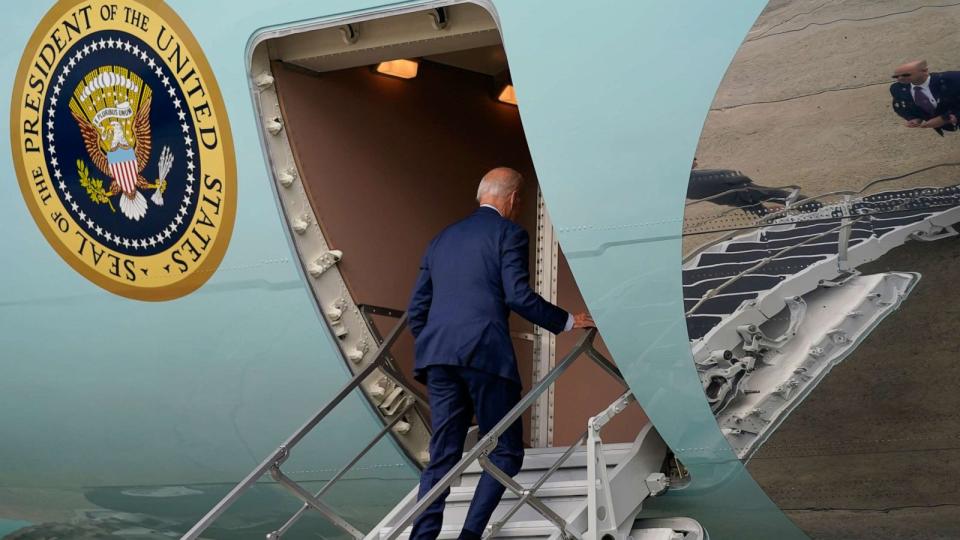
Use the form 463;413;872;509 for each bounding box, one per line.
249;3;646;466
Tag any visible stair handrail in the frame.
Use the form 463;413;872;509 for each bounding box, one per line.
684;183;801;207
682;185;960;264
381;328;619;540
687;163;960;231
782;162;960;218
758;180;960;226
184;319;627;540
181;313;411;540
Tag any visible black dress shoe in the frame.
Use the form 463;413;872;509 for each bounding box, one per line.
458;529;482;540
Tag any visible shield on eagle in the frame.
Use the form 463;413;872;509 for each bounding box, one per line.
107;146;139;195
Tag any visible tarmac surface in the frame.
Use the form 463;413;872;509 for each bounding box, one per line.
749;236;960;540
684;2;960;538
684;0;960;255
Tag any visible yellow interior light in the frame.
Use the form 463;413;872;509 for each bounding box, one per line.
375;59;419;79
497;84;517;105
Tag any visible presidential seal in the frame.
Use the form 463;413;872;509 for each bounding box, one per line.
11;0;236;300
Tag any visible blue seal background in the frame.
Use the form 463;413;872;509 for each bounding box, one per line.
43;30;198;258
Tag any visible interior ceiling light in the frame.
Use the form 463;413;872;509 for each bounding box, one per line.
497;84;517;105
375;59;419;79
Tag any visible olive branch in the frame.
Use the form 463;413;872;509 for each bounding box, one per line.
76;159;115;212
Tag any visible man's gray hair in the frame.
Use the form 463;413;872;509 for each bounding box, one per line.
476;167;523;202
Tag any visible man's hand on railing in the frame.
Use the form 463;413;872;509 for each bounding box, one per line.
572;312;595;329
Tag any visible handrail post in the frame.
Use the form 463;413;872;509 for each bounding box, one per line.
585;392;635;540
268;398;416;539
837;194;852;272
270;466;365;539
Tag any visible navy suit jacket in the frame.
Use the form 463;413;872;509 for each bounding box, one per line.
407;206;569;384
890;71;960;135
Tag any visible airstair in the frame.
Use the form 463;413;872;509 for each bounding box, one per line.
683;184;960;459
369;413;701;540
182;321;704;540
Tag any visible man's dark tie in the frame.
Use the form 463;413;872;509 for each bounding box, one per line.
913;86;937;117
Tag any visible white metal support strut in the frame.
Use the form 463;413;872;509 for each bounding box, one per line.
585;393;634;540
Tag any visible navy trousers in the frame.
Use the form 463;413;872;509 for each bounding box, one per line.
409;365;524;540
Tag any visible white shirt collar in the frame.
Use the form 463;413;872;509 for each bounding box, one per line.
913;75;932;92
480;203;503;216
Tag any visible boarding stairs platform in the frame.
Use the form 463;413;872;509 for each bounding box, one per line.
183;320;705;540
683;185;960;458
370;421;702;540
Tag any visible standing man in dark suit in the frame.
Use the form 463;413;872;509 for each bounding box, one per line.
890;60;960;136
406;167;593;540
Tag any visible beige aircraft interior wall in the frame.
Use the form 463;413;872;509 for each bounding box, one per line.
272;60;643;446
274;62;636;448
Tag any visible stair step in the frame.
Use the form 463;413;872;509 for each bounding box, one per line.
683;274;784;298
380;520;558;540
686;315;723;340
457;446;627;488
682;255;826;285
457;466;606;488
447;480;589;503
374;445;631;540
681;196;958;339
460;443;632;476
697;241;858;265
727;229;871;252
368;426;668;540
870;213;932;226
761;221;840;241
437;497;586;528
683;292;757;315
698;238;864;265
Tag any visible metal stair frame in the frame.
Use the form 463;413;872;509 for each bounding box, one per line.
689;204;960;354
685;217;867;316
370;404;671;540
375;328;630;540
182;312;418;540
583;397;667;540
182;319;670;540
681;190;960;461
683;182;960;261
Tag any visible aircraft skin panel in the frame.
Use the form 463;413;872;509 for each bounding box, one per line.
493;2;805;538
0;0;419;529
0;1;807;539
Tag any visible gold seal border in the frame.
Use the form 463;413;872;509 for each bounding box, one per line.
10;0;237;302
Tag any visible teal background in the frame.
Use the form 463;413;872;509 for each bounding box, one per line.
0;1;806;538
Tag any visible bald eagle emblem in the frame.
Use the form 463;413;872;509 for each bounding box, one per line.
69;66;173;221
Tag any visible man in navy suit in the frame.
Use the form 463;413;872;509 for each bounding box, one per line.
407;167;592;540
890;60;960;136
